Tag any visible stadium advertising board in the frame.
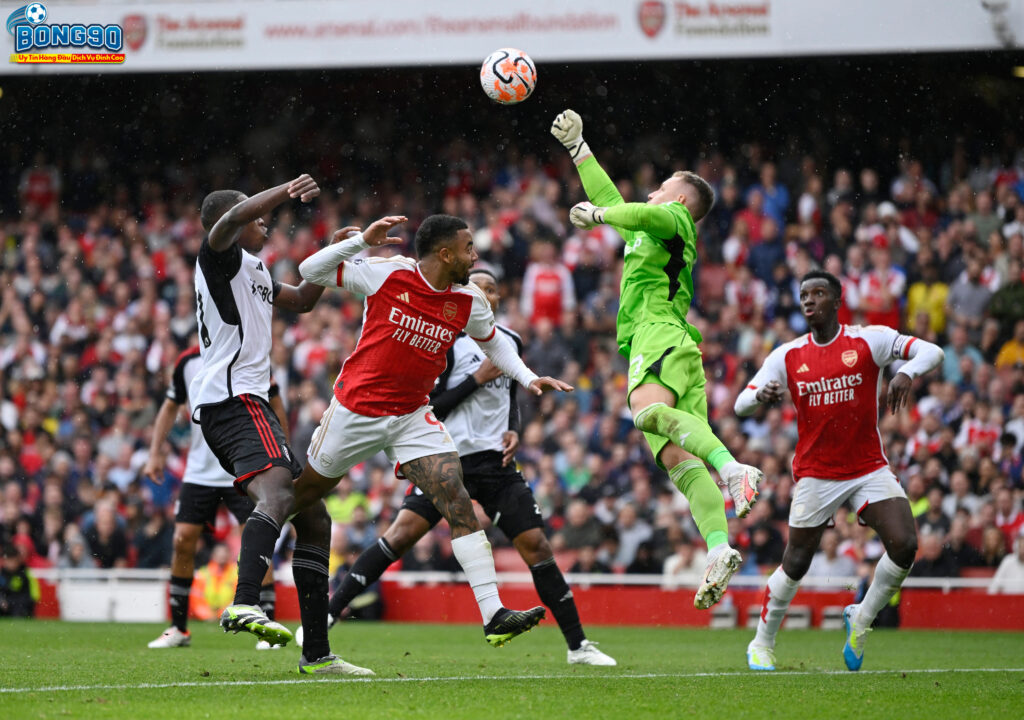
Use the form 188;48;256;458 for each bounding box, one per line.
2;0;1020;74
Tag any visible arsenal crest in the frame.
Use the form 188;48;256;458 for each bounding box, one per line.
123;14;147;52
842;350;858;368
443;302;457;322
638;1;666;39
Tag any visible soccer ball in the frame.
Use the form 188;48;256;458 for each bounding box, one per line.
25;3;47;24
479;48;537;105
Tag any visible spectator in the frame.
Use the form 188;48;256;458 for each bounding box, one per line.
804;528;857;588
905;262;948;336
943;511;984;570
552;499;604;551
569;544;612;575
661;539;708;590
82;500;128;569
979;525;1008;568
625;541;660;575
859;234;905;329
994;319;1024;369
520;239;576;328
917;487;951;538
0;544;39;617
946;257;993;345
941;470;984;518
750;162;790;228
189;543;237;621
994;487;1024;548
988;533;1024;594
613;503;652;569
942;323;986;386
909;532;958;577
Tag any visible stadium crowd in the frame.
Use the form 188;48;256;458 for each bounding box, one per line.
2;106;1024;616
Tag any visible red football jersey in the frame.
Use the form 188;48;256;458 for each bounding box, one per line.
744;325;917;481
333;257;496;417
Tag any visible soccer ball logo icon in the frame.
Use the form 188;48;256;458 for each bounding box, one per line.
25;3;47;24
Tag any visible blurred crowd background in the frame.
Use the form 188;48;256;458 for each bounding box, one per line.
2;57;1024;618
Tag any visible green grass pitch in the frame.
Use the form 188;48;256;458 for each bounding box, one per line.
1;620;1021;719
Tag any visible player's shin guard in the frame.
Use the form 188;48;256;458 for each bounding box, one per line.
856;553;911;627
293;543;332;663
669;460;729;549
451;530;503;625
753;567;801;649
634;403;736;470
530;557;585;651
234;510;280;606
328;537;397;621
259;582;276;621
169;575;193;633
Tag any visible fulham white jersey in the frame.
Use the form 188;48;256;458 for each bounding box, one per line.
189;240;279;419
432;327;521;457
168;348;231;487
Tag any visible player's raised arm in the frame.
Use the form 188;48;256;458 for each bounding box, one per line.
569;201;679;239
208;173;319;252
297;216;407;287
550;109;624;209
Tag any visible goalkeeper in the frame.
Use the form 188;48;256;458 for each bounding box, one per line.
550;109;763;609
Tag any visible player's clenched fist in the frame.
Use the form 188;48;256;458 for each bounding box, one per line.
287;173;320;203
550;109;591;163
569;201;606;230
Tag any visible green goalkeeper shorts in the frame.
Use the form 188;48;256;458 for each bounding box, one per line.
625;322;708;465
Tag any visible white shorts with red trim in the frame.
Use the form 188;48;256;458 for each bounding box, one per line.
789;466;907;528
305;397;456;480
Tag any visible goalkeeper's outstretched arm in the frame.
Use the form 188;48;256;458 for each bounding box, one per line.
569;201;678;239
550;109;623;208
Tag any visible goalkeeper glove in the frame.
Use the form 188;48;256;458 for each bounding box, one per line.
550;109;592;164
569;202;606;230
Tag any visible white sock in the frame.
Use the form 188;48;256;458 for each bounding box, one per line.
856;552;911;627
720;460;742;478
451;530;503;625
753;567;801;648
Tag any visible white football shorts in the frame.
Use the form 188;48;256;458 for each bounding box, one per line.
306;397;455;479
789;465;907;528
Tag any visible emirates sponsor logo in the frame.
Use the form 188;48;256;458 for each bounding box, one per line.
796;372;864;408
387;306;455;343
796;373;863;397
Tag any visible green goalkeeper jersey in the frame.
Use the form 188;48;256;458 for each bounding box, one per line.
576;156;701;357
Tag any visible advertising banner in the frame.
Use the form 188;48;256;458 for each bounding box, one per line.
2;0;1020;75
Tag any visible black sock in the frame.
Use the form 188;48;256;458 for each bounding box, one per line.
234;510;280;606
328;537;397;620
259;582;276;621
530;557;585;651
169;575;192;632
293;542;331;662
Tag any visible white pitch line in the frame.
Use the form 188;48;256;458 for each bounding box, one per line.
2;667;1022;695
